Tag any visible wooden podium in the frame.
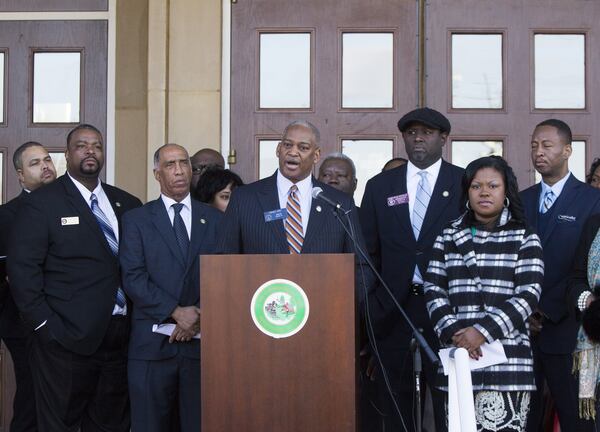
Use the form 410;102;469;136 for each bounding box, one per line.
200;254;357;432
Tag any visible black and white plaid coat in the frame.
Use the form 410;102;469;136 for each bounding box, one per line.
424;208;544;391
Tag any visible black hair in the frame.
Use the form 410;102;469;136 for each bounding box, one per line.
535;119;572;145
461;156;526;225
66;124;103;148
586;158;600;184
193;167;244;204
382;157;408;171
13;141;44;170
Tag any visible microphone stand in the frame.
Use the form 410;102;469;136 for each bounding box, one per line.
327;204;438;432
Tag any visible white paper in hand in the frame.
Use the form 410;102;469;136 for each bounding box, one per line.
438;340;507;375
152;323;201;339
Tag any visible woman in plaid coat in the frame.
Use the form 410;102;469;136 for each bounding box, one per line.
424;156;544;432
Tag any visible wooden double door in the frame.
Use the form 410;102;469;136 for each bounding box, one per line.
231;0;600;201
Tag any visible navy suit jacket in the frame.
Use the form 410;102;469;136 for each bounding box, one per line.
120;197;222;360
0;191;30;338
7;175;142;355
521;174;600;353
359;160;464;343
218;173;373;300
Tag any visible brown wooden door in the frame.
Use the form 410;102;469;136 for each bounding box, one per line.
0;19;107;430
425;0;600;189
0;20;108;202
230;0;418;201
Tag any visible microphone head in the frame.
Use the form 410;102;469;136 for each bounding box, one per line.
311;186;323;199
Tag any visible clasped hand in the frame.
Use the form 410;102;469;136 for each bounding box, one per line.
452;327;485;360
169;306;201;343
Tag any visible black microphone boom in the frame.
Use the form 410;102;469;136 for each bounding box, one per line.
311;187;347;213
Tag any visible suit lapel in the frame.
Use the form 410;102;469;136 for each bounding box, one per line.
186;200;209;267
541;175;580;246
62;176;115;258
257;173;288;253
303;178;329;250
420;161;459;240
387;165;414;241
150;198;187;267
524;184;541;231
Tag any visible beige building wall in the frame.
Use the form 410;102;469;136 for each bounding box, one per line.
115;0;149;201
114;0;222;202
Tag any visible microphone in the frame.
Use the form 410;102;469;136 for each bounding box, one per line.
311;187;347;212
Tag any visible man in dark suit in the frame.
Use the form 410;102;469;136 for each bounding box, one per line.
360;107;463;432
120;144;222;431
522;119;600;432
7;124;142;432
219;120;367;263
0;141;57;432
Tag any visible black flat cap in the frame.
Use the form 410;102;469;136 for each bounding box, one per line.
397;107;451;134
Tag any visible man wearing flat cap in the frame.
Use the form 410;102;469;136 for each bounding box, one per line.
360;107;463;431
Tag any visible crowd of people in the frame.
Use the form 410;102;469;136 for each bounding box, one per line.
0;108;598;432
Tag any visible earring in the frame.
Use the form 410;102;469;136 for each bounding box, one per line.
465;201;471;210
504;197;510;208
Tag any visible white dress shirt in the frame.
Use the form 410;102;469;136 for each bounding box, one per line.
277;170;312;235
161;193;192;239
539;172;571;212
68;173;126;315
406;159;442;284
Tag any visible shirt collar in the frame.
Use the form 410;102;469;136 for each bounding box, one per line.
541;172;571;197
161;193;192;212
406;158;442;179
277;170;313;198
67;172;102;202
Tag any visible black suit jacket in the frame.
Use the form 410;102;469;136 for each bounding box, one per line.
359;160;464;343
218;172;373;300
521;174;600;353
120;198;222;360
0;191;30;338
7;174;142;356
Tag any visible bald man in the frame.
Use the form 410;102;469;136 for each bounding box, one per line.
191;149;225;188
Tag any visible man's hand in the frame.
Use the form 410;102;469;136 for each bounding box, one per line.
169;325;195;343
452;327;486;360
171;306;201;332
586;294;596;309
528;310;544;336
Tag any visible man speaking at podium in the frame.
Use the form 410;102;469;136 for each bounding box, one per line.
218;120;371;285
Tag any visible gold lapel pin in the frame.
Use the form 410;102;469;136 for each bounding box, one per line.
316;206;322;212
200;218;206;224
442;191;449;197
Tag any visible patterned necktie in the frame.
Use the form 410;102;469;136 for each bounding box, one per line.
172;203;190;259
90;193;126;308
285;185;304;254
412;171;431;240
541;190;555;214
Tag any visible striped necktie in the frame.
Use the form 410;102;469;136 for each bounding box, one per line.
285;185;304;254
90;193;126;308
412;171;431;240
541;190;555;214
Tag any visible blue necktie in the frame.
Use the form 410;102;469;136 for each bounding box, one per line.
90;193;126;309
541;190;555;214
412;171;431;240
172;203;190;259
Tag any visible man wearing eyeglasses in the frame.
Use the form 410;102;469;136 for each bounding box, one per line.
190;148;225;189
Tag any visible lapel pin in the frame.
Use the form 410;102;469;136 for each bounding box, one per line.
316;206;322;213
200;218;206;224
115;202;121;207
442;191;449;197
